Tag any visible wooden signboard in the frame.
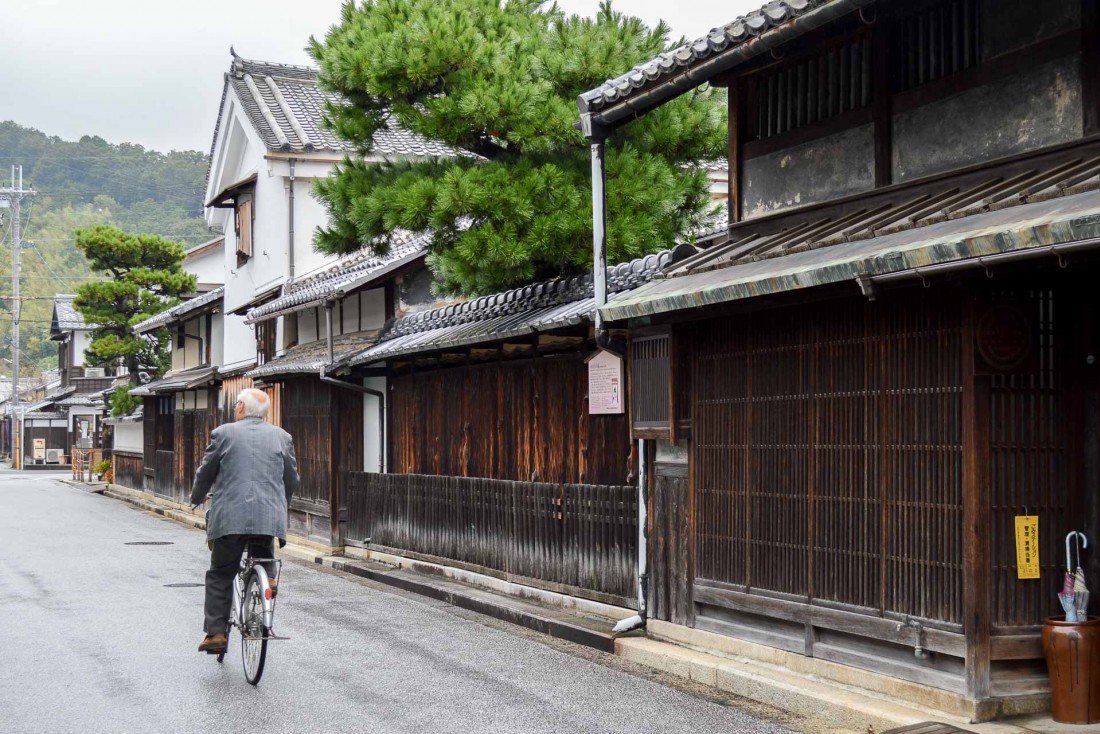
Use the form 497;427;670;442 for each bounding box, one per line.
587;349;624;415
32;438;45;460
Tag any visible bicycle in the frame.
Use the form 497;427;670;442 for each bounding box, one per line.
213;550;288;685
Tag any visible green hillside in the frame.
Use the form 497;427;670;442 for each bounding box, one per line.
0;122;211;375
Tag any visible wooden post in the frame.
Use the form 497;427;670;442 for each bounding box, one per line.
962;297;992;701
728;82;743;224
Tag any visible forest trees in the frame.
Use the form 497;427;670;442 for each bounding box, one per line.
73;226;195;415
309;0;725;296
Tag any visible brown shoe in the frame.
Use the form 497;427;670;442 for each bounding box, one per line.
268;577;278;597
198;633;227;654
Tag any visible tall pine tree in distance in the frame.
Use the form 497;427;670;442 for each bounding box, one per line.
309;0;726;296
73;226;196;415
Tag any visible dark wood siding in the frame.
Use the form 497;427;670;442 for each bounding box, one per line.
279;377;363;545
113;451;143;491
390;355;633;486
689;292;964;625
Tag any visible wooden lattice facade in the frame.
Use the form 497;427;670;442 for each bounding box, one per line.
636;267;1100;704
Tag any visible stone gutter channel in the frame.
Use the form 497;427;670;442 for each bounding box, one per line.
64;478;1060;734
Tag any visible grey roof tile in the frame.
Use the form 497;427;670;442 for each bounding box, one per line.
132;287;224;335
247;331;381;379
347;240;704;365
51;295;85;332
245;233;428;323
225;55;467;157
578;0;828;116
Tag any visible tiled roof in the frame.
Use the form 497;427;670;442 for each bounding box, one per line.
666;148;1100;276
245;233;428;324
225;54;465;157
248;331;382;379
603;189;1100;322
132;288;224;335
578;0;855;124
51;295;85;333
129;367;218;397
346;239;713;365
53;393;105;408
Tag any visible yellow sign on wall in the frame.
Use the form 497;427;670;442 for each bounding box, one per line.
1014;515;1040;579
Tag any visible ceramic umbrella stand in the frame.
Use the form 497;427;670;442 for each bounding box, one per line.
1043;531;1098;724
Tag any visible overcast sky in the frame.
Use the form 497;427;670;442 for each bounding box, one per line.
0;0;761;154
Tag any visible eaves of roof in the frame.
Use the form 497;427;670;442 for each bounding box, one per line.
577;0;866;134
129;366;219;397
247;331;381;379
132;287;224;335
245;234;428;324
601;189;1100;322
344;242;702;366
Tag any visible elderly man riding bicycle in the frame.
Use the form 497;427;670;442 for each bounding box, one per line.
190;388;299;655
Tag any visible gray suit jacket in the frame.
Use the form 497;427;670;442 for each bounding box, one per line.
190;417;300;542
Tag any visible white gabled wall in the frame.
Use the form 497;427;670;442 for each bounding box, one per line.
205;92;346;371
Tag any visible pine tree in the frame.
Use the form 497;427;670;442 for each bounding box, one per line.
309;0;725;296
72;226;196;415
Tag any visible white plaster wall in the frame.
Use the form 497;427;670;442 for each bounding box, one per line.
222;313;255;370
72;330;92;367
185;247;225;285
211;312;224;367
360;288;386;330
363;375;386;472
112;422;143;453
299;307;318;344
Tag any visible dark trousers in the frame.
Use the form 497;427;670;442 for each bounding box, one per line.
203;534;276;635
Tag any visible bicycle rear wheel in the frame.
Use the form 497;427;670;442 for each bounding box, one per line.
240;571;268;685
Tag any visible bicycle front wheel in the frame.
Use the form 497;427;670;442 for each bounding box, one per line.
240;571;268;685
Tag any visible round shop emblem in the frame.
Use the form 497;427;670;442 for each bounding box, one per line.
977;304;1033;372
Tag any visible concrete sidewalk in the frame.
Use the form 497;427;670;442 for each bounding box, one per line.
70;478;1070;734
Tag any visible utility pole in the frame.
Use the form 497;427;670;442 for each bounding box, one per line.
1;166;35;469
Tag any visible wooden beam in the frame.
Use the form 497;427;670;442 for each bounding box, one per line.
962;297;992;702
728;82;743;224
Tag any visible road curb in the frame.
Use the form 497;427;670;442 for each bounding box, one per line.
76;479;618;654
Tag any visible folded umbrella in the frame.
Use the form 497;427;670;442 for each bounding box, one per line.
1075;566;1089;619
1059;592;1078;622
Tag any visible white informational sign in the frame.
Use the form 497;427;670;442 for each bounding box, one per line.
33;438;45;460
587;349;625;415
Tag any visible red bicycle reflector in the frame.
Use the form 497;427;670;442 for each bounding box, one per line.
264;588;273;600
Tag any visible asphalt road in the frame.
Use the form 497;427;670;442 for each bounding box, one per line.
0;471;795;734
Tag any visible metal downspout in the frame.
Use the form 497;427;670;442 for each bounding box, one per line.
288;158;296;281
320;301;386;472
590;139;610;348
614;438;649;634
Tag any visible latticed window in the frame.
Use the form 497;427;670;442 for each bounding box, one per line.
748;33;872;141
893;0;981;92
631;334;671;437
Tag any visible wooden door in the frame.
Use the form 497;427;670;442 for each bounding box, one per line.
651;459;693;625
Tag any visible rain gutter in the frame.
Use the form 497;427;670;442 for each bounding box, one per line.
862;236;1100;292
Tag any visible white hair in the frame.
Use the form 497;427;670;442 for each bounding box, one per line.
237;388;270;418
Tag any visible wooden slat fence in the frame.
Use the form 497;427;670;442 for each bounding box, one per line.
346;472;637;604
112;451;144;491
